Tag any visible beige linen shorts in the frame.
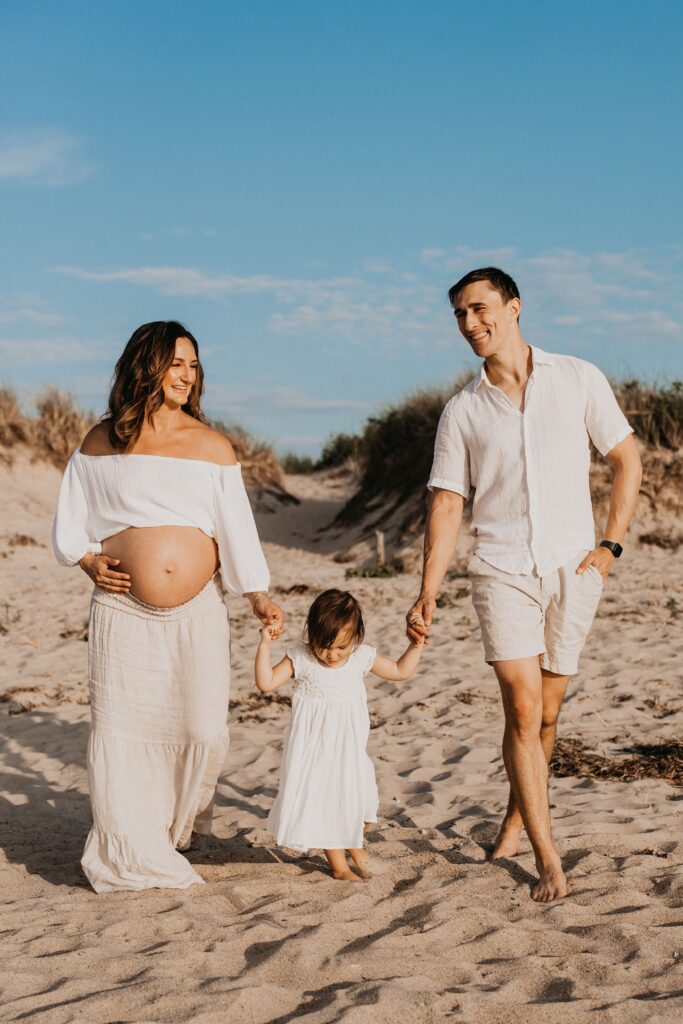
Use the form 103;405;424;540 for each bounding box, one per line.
469;549;603;676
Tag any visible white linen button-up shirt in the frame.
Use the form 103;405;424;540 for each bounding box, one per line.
428;347;633;577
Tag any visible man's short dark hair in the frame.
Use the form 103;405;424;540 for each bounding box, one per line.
448;267;520;311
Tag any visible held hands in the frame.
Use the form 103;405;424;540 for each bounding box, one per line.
576;547;614;581
79;552;131;593
249;593;285;638
259;624;280;644
406;596;435;645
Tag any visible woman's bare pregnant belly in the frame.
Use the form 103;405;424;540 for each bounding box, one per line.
102;527;219;607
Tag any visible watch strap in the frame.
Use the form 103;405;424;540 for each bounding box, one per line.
599;540;623;558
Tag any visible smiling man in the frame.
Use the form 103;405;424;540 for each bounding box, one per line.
407;267;642;902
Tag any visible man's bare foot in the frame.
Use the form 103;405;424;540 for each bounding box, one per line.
531;858;568;902
490;821;523;860
331;868;363;882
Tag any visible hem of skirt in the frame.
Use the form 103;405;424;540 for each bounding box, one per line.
268;820;377;854
82;827;206;893
83;867;205;894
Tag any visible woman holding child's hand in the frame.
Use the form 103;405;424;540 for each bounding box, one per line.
52;320;282;893
255;589;424;882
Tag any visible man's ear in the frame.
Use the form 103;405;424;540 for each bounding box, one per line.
509;297;522;322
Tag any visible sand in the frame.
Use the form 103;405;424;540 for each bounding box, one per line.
1;451;682;1024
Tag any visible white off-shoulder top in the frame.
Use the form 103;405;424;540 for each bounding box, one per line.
52;451;270;596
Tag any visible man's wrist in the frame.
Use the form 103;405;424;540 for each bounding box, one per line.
599;540;623;558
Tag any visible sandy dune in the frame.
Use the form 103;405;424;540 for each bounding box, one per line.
1;453;682;1023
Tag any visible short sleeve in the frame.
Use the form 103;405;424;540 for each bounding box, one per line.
583;362;633;456
357;644;376;675
286;644;307;679
427;398;471;496
52;453;102;566
214;465;271;596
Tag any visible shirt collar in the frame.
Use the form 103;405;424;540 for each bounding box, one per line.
472;345;554;392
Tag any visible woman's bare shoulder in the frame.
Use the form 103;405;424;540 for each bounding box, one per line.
80;421;116;456
190;424;238;467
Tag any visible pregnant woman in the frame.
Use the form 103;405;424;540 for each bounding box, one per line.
52;320;284;893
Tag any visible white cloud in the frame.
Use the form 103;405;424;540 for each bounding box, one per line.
0;338;103;364
51;246;683;360
0;129;94;186
54;264;360;302
0;307;68;328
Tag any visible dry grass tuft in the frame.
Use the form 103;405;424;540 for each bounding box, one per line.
209;419;293;501
0;386;31;458
551;736;683;787
31;388;96;468
614;379;683;450
0;386;291;497
639;531;683;551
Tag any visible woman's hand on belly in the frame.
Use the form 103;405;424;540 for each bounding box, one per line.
102;527;219;607
79;553;132;593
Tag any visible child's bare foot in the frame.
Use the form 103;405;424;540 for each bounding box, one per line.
325;848;365;881
331;868;363;882
349;848;372;877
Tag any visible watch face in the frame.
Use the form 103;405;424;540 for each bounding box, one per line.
601;541;622;558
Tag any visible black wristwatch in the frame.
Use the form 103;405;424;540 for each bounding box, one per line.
599;540;623;558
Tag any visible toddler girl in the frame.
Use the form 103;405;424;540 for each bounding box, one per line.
255;588;424;881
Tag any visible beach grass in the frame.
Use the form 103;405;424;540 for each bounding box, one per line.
328;376;682;531
0;386;286;493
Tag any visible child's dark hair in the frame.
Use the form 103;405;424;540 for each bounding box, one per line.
305;589;365;658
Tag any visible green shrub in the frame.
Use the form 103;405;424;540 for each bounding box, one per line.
281;452;316;474
336;373;473;525
316;432;362;469
335;373;682;529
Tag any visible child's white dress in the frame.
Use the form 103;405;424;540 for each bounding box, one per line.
267;642;379;852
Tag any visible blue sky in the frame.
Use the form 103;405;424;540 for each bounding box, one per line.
2;1;682;455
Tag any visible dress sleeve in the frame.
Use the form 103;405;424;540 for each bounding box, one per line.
52;453;102;566
358;644;377;675
214;465;271;596
286;644;306;679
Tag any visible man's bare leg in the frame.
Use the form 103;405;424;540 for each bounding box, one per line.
491;668;569;859
493;658;568;902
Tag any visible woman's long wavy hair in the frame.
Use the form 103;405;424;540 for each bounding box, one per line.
105;321;206;451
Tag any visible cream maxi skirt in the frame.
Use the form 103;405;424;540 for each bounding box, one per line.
82;574;230;893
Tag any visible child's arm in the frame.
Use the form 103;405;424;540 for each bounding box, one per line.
370;639;424;682
255;626;295;693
